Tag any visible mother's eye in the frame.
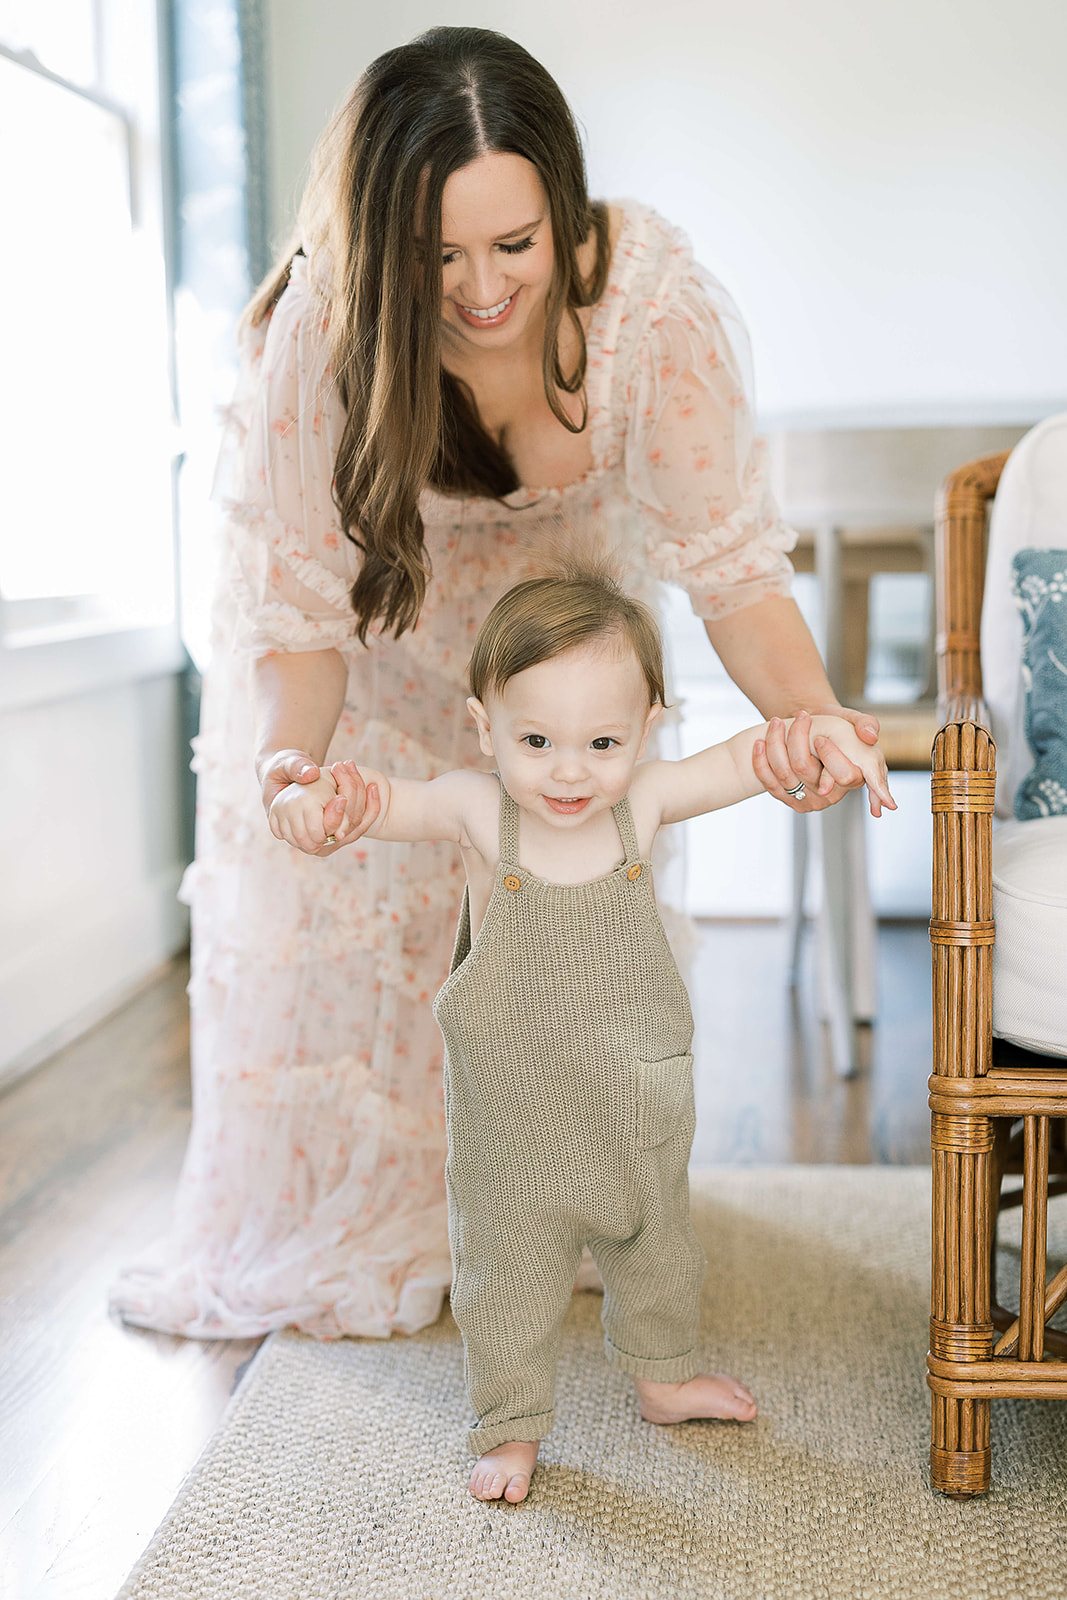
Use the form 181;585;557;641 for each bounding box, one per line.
441;237;536;267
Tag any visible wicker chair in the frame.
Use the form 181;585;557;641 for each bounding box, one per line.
927;429;1067;1497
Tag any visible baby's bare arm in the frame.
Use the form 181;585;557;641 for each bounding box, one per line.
640;714;896;827
330;761;490;847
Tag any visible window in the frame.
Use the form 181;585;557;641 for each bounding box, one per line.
0;2;175;650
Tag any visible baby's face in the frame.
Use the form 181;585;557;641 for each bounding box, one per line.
467;639;661;829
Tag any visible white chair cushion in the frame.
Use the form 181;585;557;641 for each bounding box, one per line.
992;816;1067;1057
982;413;1067;819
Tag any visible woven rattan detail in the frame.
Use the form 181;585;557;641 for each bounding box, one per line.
930;772;995;813
929;919;996;947
930;1443;992;1496
931;1113;993;1153
935;630;982;656
929;1317;994;1361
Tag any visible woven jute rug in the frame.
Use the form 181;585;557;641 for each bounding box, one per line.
117;1168;1067;1600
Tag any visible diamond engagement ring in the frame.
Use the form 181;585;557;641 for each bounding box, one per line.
784;782;807;799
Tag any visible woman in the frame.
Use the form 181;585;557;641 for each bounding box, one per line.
112;26;879;1340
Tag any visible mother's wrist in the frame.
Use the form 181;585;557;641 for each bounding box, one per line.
255;746;319;785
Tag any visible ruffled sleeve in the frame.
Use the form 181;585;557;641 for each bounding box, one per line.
215;256;363;657
624;219;797;621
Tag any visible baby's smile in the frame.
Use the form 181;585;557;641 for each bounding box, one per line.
543;795;591;815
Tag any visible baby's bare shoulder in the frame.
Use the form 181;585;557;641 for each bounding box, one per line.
629;759;674;806
438;769;500;857
627;760;674;850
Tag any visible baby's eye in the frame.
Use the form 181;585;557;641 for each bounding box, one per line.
523;734;549;749
591;737;617;751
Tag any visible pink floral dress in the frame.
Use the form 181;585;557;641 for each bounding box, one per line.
111;200;796;1339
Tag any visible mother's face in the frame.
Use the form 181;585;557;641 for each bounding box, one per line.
437;152;555;353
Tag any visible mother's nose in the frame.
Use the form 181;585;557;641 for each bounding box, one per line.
457;258;508;309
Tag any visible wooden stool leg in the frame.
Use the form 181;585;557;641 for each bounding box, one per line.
786;810;808;987
929;1115;994;1497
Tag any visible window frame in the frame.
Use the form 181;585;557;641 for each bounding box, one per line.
0;15;184;709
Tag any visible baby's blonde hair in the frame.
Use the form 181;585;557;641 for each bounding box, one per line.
468;562;668;708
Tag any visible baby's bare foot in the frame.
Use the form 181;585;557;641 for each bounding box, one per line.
633;1372;758;1425
468;1439;540;1503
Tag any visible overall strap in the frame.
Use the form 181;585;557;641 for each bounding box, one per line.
611;795;641;864
496;775;520;865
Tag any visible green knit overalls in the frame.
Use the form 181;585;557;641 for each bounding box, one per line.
433;778;706;1454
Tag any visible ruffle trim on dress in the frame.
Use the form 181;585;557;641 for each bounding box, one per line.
226;500;356;606
643;481;795;586
110;1259;453;1342
110;1218;453;1341
180;852;464;997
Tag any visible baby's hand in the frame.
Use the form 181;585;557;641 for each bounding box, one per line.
328;760;383;844
808;715;897;818
267;770;347;855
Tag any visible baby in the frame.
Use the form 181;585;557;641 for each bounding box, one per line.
268;569;895;1506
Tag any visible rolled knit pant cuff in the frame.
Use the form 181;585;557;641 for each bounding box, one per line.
603;1335;700;1381
467;1409;555;1455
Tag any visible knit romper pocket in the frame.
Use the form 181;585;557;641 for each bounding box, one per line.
634;1053;695;1149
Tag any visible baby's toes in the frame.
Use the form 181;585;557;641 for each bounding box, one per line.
730;1386;758;1420
469;1466;505;1500
503;1472;531;1504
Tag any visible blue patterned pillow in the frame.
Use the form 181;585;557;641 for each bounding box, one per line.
1012;548;1067;819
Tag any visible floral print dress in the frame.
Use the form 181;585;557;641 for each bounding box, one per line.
111;200;797;1339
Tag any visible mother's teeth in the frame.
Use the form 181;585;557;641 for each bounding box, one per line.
462;295;512;319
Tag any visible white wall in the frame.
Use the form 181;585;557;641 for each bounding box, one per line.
0;673;189;1084
265;0;1067;427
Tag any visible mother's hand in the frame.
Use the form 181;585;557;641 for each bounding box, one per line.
257;748;324;814
257;749;380;856
752;707;881;812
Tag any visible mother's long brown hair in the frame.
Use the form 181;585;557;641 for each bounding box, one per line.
247;27;610;643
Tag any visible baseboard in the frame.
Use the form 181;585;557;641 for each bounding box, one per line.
0;867;190;1090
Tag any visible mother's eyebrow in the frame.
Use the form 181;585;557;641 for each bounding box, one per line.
439;216;544;248
494;217;543;239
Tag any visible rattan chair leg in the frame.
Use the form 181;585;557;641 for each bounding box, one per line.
930;1125;995;1496
928;689;998;1495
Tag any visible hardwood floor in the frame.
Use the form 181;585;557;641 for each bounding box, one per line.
690;919;932;1166
0;957;260;1600
0;919;931;1599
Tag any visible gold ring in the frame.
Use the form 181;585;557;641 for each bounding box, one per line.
325;833;337;845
